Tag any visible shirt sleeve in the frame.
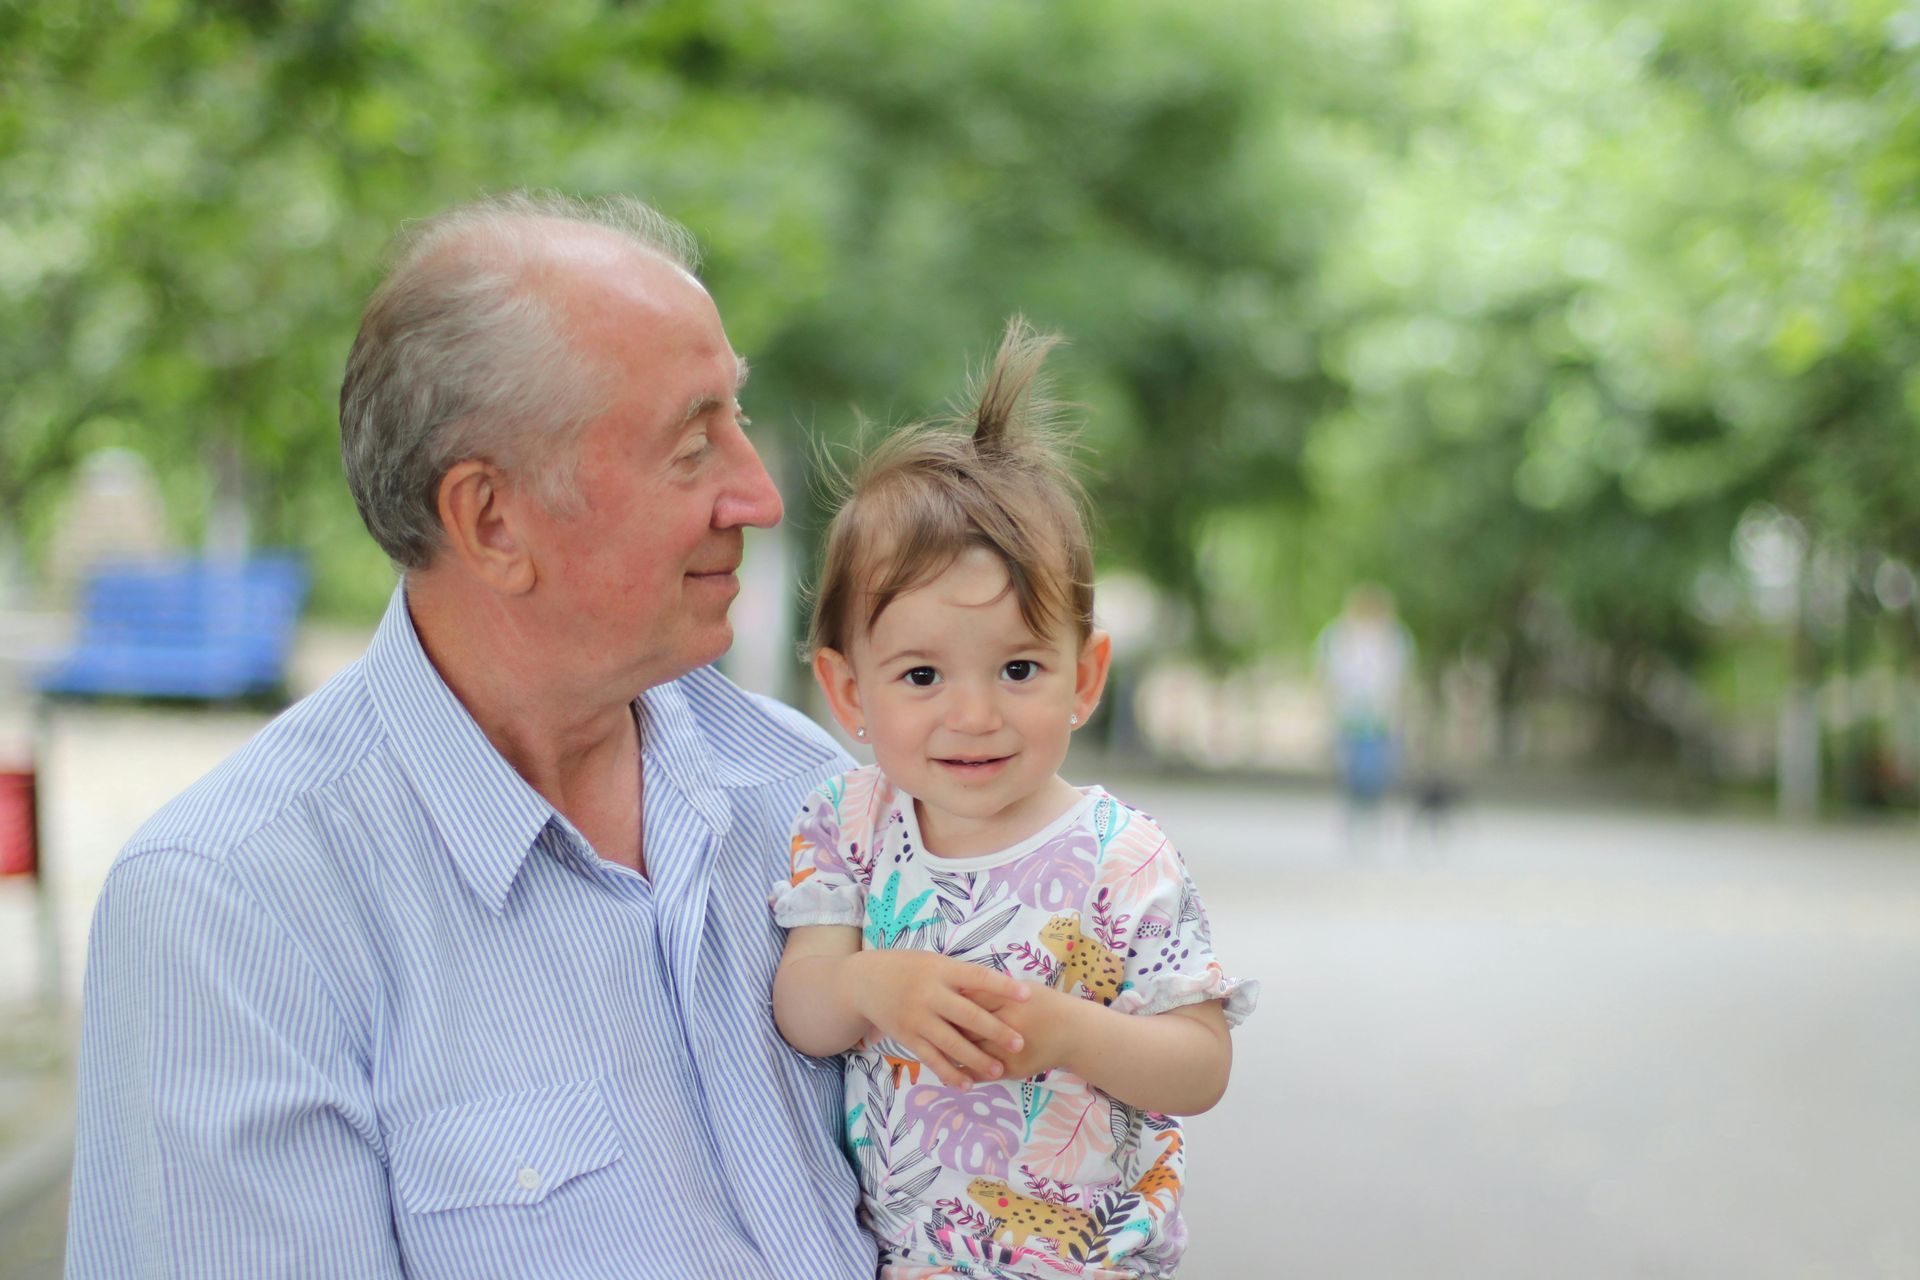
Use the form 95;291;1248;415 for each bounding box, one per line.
1095;809;1259;1027
768;774;869;929
66;849;404;1279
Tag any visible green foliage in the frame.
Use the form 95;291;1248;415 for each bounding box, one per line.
3;0;1916;797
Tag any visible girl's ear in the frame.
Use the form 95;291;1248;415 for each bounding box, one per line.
1071;629;1113;729
812;647;868;742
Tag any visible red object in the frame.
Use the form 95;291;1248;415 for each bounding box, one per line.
0;770;36;878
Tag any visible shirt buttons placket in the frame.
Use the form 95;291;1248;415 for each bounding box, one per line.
515;1167;542;1192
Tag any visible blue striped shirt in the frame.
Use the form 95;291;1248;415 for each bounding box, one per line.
67;585;877;1279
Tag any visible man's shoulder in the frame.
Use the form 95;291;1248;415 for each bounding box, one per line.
120;661;386;872
671;666;852;788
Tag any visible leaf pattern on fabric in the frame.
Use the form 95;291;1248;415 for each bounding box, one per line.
790;776;858;884
1107;1099;1135;1154
866;868;944;949
887;1164;945;1209
947;902;1022;957
1087;886;1131;953
1004;940;1060;983
983;826;1098;911
1096;833;1176;923
1090;793;1131;860
846;1102;872;1152
930;870;975;901
1020;1081;1056;1142
1087;1192;1147;1262
906;1082;1025;1175
1022;1088;1117;1182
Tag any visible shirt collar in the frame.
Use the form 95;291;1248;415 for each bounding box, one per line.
636;666;840;837
664;665;841;788
359;585;839;913
360;583;557;915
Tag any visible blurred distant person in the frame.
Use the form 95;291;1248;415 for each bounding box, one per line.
66;193;876;1278
1316;584;1415;831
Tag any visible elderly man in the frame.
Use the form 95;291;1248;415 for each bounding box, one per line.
66;194;878;1277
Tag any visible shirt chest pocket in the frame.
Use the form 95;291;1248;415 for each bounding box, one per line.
389;1078;623;1215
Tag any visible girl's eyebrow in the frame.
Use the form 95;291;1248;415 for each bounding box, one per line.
876;636;1046;667
875;647;937;666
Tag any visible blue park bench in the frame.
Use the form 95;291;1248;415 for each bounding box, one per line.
36;553;310;702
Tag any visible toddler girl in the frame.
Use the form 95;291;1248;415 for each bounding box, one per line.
770;320;1256;1279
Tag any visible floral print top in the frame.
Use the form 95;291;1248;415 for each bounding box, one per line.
771;765;1256;1280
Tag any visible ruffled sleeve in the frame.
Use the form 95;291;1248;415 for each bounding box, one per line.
769;772;870;929
1094;804;1258;1027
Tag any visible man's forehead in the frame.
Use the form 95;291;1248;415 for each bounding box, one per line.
534;218;688;275
519;227;739;414
524;224;708;327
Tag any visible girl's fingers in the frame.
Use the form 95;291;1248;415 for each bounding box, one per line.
914;1043;972;1091
946;998;1023;1054
931;1028;1005;1082
952;967;1030;1002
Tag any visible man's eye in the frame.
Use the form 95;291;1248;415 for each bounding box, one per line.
1003;660;1037;682
904;667;939;688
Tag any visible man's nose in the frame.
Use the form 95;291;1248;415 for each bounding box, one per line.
715;433;784;530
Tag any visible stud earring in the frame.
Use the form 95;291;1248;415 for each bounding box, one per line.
1069;713;1079;727
855;727;867;740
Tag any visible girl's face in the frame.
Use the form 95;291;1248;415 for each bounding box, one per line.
815;548;1111;858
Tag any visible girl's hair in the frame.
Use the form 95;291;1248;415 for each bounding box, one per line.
808;316;1095;656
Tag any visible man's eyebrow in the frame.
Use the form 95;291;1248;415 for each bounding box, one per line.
675;356;752;428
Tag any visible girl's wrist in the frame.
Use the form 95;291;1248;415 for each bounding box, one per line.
835;948;876;1019
1041;987;1099;1077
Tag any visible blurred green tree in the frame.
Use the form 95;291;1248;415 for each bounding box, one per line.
3;0;1916;802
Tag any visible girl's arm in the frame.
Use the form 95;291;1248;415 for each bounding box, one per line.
971;985;1233;1115
772;924;1033;1089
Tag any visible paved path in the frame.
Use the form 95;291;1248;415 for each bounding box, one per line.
1131;781;1920;1279
4;705;1917;1277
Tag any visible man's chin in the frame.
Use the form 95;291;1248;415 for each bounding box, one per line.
684;621;735;673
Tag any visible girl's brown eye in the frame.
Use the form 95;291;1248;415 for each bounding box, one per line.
1003;660;1036;682
905;667;938;687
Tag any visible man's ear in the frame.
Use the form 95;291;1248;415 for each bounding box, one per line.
812;647;867;742
436;459;536;595
1071;629;1114;729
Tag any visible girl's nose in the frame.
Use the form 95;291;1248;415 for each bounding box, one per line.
946;684;1001;734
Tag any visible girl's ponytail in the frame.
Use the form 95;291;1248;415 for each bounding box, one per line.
967;315;1064;459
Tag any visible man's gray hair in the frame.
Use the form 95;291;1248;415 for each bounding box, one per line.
339;190;700;569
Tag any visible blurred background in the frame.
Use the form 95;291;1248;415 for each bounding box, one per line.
1;1;1917;1276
